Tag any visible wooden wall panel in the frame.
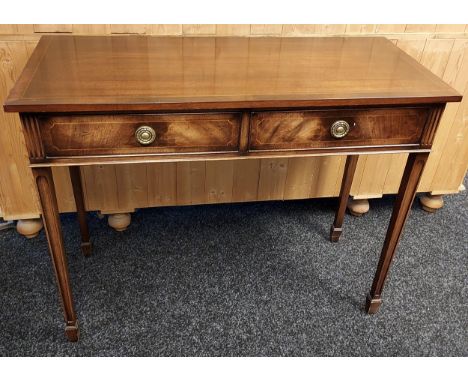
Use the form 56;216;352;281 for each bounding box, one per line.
250;25;283;36
346;24;377;34
216;25;250;36
146;163;177;208
110;24;148;34
0;25;467;219
405;25;437;33
283;158;317;199
151;25;183;36
257;159;289;200
307;156;345;198
375;25;406;34
182;24;217;35
81;165;119;213
436;25;466;33
33;24;72;33
282;25;317;37
0;40;40;218
418;39;465;191
232;160;260;201
205;161;235;203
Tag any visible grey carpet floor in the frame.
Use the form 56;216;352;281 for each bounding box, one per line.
0;190;467;356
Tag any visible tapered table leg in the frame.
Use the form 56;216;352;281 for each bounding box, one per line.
33;168;79;341
330;155;359;242
366;152;429;314
69;166;92;256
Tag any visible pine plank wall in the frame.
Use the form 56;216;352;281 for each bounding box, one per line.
0;24;467;219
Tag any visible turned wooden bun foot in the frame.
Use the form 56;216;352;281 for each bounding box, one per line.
365;294;382;314
330;224;343;242
108;213;131;232
419;193;444;213
81;242;93;257
65;321;79;342
16;218;43;238
347;198;370;217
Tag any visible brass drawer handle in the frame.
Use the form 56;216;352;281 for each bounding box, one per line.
135;126;156;145
330;120;350;139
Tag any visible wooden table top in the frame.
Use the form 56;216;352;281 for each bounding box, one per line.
4;35;462;113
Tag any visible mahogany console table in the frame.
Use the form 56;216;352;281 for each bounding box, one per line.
4;36;461;341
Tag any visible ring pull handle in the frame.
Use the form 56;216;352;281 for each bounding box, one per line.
135;126;156;145
330;120;351;139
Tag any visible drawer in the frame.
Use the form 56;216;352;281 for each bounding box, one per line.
249;108;430;151
39;113;241;157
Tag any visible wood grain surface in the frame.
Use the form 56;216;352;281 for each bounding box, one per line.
3;36;460;113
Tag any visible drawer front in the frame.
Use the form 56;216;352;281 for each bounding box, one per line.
249;108;430;151
39;113;241;156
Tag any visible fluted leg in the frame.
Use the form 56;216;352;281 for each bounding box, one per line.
366;153;429;314
330;155;359;242
33;167;79;341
